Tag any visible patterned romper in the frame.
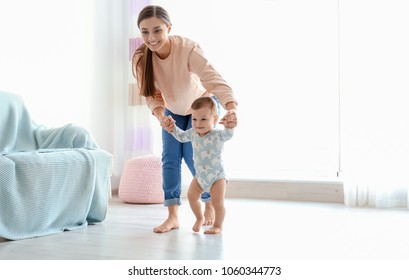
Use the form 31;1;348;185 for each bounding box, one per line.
171;127;234;192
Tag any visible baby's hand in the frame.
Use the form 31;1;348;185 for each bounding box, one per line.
160;116;176;133
220;109;237;128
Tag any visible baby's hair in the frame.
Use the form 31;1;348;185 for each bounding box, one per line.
191;96;218;116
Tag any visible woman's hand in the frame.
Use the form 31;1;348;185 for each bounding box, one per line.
220;109;238;128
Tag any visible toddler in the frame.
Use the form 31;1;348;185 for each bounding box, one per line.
165;96;234;234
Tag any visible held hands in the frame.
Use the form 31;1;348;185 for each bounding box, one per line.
159;109;237;131
159;115;176;133
219;109;238;128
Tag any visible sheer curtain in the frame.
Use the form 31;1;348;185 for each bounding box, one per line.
111;0;162;189
340;0;409;208
126;0;155;160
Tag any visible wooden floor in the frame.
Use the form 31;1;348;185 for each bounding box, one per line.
1;196;409;260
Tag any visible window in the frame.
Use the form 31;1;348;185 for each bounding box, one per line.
154;0;340;180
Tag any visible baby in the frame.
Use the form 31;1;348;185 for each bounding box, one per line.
165;96;234;234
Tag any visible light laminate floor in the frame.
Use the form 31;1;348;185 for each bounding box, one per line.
1;196;409;260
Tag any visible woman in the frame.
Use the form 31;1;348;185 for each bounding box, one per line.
132;5;238;233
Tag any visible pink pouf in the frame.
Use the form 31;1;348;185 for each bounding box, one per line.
118;155;164;204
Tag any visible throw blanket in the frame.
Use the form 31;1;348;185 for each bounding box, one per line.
0;91;111;240
0;149;111;240
0;91;98;153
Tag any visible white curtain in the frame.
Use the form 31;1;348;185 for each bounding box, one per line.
110;0;161;190
125;0;155;160
340;0;409;208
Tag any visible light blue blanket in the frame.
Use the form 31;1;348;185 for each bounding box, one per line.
0;91;98;153
0;91;112;240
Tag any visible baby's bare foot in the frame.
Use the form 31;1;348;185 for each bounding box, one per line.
204;203;215;225
192;217;204;232
153;218;179;233
204;226;222;234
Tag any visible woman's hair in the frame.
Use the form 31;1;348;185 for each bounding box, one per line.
191;97;218;116
132;5;171;98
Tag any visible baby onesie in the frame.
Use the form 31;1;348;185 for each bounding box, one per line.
171;127;233;192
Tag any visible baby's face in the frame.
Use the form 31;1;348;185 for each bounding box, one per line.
191;107;217;136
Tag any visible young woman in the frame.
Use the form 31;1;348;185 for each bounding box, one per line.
132;5;238;233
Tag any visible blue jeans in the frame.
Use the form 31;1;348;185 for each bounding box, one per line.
162;110;211;206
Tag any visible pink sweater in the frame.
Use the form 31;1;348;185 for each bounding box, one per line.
139;35;236;116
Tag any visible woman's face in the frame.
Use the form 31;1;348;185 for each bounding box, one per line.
139;17;171;58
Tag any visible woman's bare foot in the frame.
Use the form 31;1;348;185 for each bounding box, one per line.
204;202;215;225
204;226;222;234
153;217;179;233
192;217;204;232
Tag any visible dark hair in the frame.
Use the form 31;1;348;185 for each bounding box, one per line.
132;5;171;98
191;97;218;116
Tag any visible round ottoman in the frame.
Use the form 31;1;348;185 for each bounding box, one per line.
118;155;164;204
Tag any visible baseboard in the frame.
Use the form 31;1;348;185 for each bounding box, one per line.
225;179;344;203
112;179;345;204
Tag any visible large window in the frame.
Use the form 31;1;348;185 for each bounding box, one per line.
0;0;340;183
156;0;340;180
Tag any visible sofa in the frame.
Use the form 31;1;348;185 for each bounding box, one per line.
0;91;112;240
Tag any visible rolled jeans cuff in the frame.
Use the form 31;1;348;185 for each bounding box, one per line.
164;198;182;206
